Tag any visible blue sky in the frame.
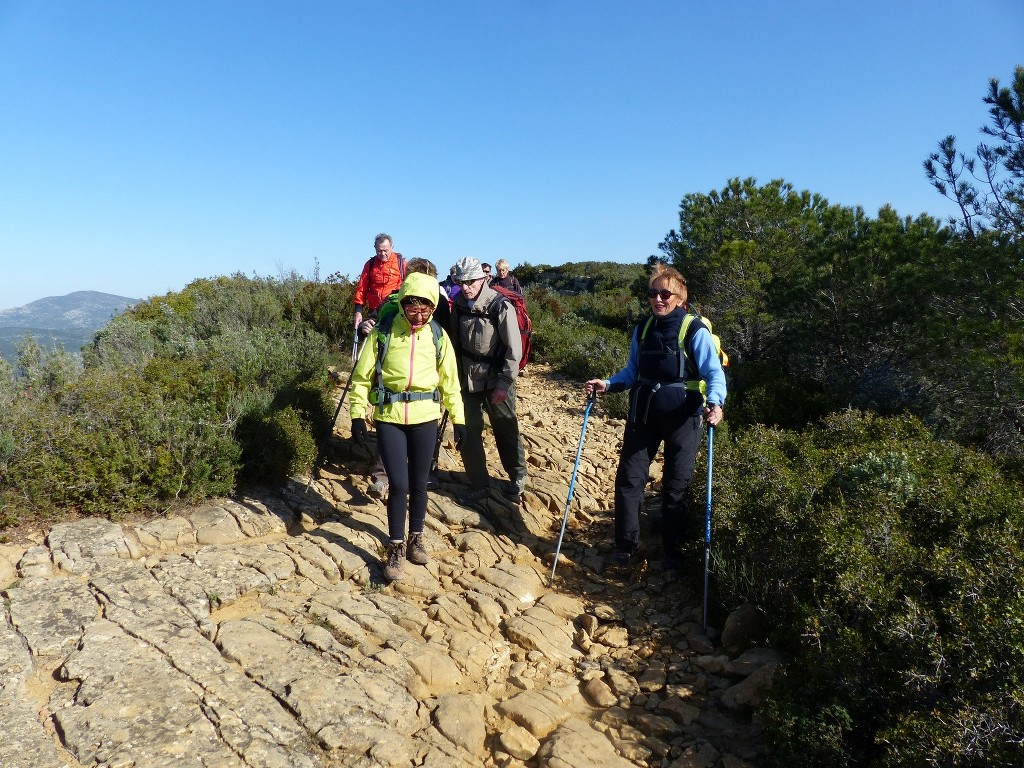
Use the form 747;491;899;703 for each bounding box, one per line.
1;1;1021;310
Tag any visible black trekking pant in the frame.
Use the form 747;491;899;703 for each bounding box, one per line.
614;409;703;556
377;420;436;541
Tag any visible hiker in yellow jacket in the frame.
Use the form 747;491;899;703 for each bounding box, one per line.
349;272;465;582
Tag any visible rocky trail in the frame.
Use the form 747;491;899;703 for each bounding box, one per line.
0;365;774;768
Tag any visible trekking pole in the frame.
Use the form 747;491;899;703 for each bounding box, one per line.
549;390;597;585
305;340;364;494
430;410;450;476
702;424;715;632
350;331;359;364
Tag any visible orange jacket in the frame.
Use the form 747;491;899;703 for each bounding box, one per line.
353;252;406;313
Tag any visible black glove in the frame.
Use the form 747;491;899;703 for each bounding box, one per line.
351;419;368;441
453;424;468;450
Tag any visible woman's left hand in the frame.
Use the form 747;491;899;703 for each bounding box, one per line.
705;404;724;426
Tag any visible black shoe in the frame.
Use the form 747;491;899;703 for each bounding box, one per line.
610;549;635;566
500;483;523;503
459;487;490;506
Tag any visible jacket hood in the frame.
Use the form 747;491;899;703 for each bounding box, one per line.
398;272;440;309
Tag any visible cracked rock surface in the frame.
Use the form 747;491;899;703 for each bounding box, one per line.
1;366;775;767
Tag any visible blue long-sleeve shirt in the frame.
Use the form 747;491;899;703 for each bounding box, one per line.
605;323;727;407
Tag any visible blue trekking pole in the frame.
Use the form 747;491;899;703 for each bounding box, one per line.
703;424;715;632
550;390;597;585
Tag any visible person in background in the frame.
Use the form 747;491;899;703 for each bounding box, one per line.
448;257;527;504
360;258;450;338
441;265;461;302
491;259;523;295
349;273;465;583
481;263;492;283
584;263;726;571
352;233;405;334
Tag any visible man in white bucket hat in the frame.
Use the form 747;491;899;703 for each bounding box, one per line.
447;256;527;504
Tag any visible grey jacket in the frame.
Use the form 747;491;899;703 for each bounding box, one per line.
450;283;522;393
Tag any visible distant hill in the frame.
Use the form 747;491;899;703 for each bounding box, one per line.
0;291;138;361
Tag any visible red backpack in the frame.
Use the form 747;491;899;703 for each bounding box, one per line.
489;285;532;370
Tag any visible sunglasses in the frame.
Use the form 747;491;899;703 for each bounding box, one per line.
457;278;480;286
647;289;676;300
401;297;434;309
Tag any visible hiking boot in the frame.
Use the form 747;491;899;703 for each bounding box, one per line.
368;479;388;500
609;547;641;567
610;550;634;566
501;476;527;501
383;541;405;582
406;532;429;565
459;487;490;506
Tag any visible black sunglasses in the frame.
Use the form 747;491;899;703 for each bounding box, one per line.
401;296;434;309
647;289;676;300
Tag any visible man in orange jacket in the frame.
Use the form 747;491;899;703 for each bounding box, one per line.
353;233;406;332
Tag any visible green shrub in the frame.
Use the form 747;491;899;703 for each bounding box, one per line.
533;312;630;381
707;411;1024;766
0;273;341;527
236;404;318;483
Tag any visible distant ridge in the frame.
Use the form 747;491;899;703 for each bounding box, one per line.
0;291;138;361
0;290;138;330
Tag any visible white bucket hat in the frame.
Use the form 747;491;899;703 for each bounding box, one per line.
451;257;485;282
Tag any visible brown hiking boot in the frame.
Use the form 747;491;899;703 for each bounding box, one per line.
406;532;429;565
383;540;405;582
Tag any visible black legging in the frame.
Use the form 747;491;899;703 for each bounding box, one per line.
376;420;437;541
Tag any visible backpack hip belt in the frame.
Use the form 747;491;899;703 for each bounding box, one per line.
372;387;441;407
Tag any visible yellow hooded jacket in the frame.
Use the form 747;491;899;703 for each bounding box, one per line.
349;272;465;426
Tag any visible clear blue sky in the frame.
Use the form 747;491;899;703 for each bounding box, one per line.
1;1;1021;310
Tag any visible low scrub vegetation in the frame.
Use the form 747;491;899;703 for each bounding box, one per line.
705;412;1024;765
0;272;352;521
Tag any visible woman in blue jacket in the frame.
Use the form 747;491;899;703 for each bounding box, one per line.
585;264;726;569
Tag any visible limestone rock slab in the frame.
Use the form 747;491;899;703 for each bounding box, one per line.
495;685;587;738
0;618;72;767
6;576;97;658
536;717;634;768
48;518;138;575
505;602;582;663
433;692;487;756
54;619;242;768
